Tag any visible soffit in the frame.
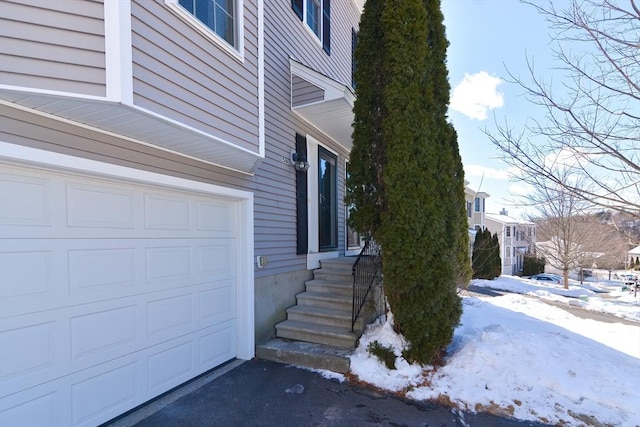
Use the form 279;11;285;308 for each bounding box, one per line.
0;88;263;175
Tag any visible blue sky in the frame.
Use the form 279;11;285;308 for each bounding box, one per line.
442;0;558;218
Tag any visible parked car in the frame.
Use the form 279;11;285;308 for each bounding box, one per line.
614;273;637;286
530;274;562;285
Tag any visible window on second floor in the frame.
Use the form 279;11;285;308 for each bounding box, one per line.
467;201;472;218
176;0;238;47
292;0;331;54
474;197;480;212
506;226;510;237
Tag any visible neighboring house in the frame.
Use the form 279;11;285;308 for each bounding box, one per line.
629;245;640;268
0;0;362;425
464;181;489;259
485;211;536;275
464;180;489;230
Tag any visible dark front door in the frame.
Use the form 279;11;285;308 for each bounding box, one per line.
318;146;337;252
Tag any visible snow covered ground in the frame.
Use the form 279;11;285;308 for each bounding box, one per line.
345;275;640;426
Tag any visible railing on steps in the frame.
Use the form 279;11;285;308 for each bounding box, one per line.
351;238;381;332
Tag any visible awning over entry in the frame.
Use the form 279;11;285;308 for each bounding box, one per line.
290;59;355;151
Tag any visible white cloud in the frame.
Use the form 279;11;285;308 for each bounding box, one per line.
450;71;504;120
508;182;535;197
465;164;510;180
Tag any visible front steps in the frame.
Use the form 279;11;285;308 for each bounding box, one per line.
275;257;363;348
257;257;379;373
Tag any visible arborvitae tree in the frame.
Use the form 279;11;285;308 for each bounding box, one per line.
346;0;463;365
448;125;472;288
491;232;502;278
472;228;490;279
472;228;500;280
523;252;545;276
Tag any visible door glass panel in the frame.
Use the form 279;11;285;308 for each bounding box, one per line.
319;147;337;252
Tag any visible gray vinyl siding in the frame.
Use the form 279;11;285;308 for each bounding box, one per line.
130;0;260;154
291;76;324;107
252;0;360;276
0;0;106;96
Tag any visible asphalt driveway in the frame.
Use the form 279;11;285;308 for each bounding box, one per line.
105;358;550;427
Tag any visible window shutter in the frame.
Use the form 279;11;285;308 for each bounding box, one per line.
292;0;303;20
322;0;331;54
295;133;308;255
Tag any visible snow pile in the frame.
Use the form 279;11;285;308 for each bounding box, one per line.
472;275;640;322
349;279;640;426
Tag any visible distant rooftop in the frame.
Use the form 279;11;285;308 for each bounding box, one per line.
485;212;534;225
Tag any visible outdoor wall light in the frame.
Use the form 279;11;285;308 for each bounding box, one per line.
290;149;310;172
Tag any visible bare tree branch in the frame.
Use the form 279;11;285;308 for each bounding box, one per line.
486;0;640;217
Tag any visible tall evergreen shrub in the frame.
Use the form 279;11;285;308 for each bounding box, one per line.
472;228;500;280
491;232;502;277
346;0;464;365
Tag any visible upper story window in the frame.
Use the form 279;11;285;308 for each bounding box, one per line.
179;0;236;45
292;0;331;54
166;0;244;59
466;201;472;218
506;226;510;237
474;197;480;212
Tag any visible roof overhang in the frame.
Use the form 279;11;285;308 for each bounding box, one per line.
0;87;263;175
289;59;355;152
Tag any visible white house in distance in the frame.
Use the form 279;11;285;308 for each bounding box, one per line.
485;210;536;275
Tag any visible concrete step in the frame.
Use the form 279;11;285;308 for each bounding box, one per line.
313;269;353;283
286;304;365;330
255;338;352;373
304;279;353;297
275;320;361;349
296;291;352;311
319;257;357;273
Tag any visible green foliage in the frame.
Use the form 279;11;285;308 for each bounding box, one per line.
491;232;502;278
347;0;464;365
523;252;546;276
472;228;501;279
367;341;397;370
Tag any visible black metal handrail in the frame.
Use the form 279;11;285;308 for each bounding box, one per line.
351;238;381;331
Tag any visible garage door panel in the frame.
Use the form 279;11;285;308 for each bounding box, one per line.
196;199;236;237
0;388;61;427
0;249;55;299
196;242;236;281
66;182;136;230
147;293;194;339
198;283;236;326
71;361;139;427
0;172;53;227
144;193;191;231
199;324;236;367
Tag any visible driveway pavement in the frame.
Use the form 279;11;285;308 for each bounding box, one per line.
105;358;550;427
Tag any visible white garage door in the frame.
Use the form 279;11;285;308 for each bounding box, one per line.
0;160;246;426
